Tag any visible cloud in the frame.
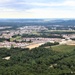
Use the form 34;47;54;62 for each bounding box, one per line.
0;0;11;3
64;0;75;6
0;0;75;11
0;0;75;18
25;8;75;18
0;7;16;12
0;7;74;18
17;0;75;7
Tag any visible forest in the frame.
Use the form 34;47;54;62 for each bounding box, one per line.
0;45;75;75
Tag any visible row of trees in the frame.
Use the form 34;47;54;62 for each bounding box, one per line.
22;33;64;38
39;42;59;47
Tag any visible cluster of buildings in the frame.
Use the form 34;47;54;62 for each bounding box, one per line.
0;26;11;29
0;41;28;48
0;26;75;48
0;26;48;38
18;26;48;34
19;26;48;31
0;37;63;48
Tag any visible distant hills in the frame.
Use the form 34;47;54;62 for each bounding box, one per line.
0;19;75;27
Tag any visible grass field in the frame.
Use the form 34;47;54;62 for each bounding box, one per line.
10;36;21;42
52;45;75;53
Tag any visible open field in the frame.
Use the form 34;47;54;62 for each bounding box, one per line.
52;45;75;53
10;36;21;41
26;43;44;49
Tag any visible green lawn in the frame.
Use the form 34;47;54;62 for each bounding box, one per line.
10;36;21;42
52;45;75;53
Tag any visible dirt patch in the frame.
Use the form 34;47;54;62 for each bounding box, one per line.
26;43;44;49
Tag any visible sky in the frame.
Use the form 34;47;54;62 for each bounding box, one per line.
0;0;75;18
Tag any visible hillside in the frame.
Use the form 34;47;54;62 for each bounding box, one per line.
0;46;75;75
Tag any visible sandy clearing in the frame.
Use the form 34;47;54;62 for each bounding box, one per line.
26;43;44;49
59;39;75;45
26;40;75;49
3;56;10;60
